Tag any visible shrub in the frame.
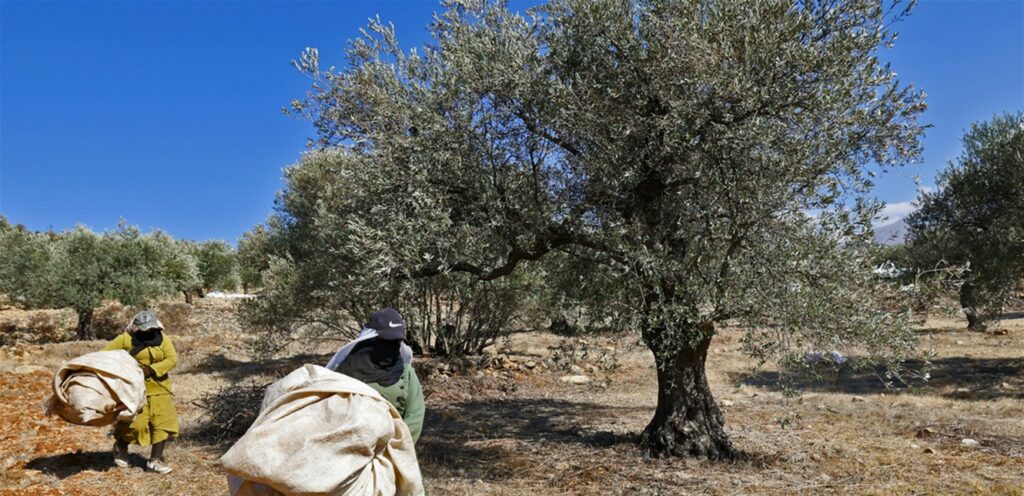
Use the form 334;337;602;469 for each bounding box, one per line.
191;381;268;444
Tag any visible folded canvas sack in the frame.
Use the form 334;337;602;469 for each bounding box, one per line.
222;364;424;496
47;350;146;426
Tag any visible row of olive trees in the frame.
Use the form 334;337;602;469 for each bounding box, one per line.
880;111;1023;330
0;219;254;339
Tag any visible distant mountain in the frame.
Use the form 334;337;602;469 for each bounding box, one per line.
874;218;908;245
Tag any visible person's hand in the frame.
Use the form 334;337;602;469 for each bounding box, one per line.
142;365;155;379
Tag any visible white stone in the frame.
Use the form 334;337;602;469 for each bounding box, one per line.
559;374;591;385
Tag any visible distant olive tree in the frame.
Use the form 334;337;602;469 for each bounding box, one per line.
906;111;1024;330
149;233;202;304
189;240;240;296
261;0;924;459
237;225;271;294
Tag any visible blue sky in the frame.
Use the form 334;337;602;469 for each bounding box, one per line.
1;0;1022;241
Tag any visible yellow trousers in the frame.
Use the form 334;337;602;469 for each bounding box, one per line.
115;394;179;446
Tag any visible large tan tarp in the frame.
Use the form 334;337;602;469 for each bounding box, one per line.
47;350;147;426
222;364;425;496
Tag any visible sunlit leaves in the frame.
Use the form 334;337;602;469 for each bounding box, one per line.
258;0;926;369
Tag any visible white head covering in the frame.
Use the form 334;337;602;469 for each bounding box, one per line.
325;327;414;372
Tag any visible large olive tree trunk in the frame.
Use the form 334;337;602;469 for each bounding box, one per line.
640;323;738;460
183;290;194;305
75;308;96;340
959;282;984;331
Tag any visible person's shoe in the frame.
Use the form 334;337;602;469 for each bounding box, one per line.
146;459;173;474
112;442;129;468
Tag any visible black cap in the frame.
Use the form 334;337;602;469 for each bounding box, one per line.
365;307;405;340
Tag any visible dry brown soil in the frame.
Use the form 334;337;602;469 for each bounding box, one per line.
1;299;1022;495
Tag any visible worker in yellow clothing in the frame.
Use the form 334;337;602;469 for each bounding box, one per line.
102;310;178;474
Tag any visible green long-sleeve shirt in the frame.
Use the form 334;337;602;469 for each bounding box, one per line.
102;332;177;397
365;365;424;443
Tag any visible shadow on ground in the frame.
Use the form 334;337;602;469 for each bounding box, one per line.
734;356;1024;400
25;450;149;477
418;398;646;481
185;352;333;381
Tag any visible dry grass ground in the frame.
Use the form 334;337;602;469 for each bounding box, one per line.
1;298;1022;495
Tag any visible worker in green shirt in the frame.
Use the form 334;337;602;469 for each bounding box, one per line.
328;307;424;443
102;310;178;474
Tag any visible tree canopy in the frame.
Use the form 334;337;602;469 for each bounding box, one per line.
191;240;241;294
0;222;58;309
237;225;271;293
906;111;1024;329
248;0;925;458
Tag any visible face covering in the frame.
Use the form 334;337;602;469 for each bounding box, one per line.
336;338;404;387
129;329;163;356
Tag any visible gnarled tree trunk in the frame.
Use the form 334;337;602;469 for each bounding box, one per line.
183;290;193;305
75;308;96;341
960;282;985;331
640;323;738;460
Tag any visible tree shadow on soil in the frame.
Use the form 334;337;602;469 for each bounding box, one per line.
734;356;1024;400
25;450;148;478
417;398;644;481
916;325;966;335
185;352;333;382
184;394;652;481
418;398;773;481
183;390;771;482
427;398;644;445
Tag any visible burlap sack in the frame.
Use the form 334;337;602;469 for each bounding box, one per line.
47;350;146;426
221;364;424;496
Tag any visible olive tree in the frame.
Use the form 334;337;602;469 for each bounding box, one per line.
237;225;271;294
906;112;1024;330
189;240;240;296
268;0;925;458
150;233;202;304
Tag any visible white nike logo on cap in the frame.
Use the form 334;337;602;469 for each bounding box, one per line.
388;321;403;328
